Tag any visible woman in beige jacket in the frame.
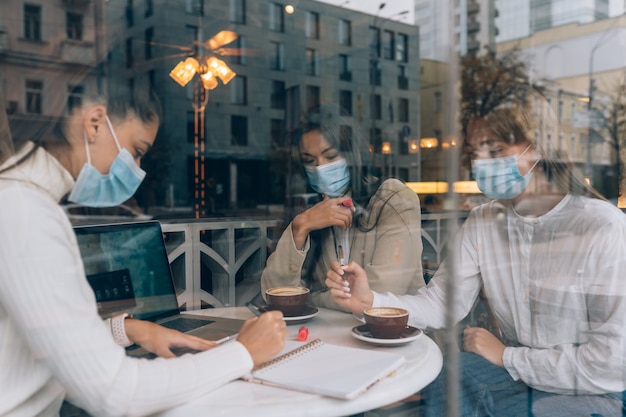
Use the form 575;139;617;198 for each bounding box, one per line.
261;104;424;311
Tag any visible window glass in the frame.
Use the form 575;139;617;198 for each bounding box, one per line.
339;19;351;45
306;11;319;39
25;79;42;114
229;0;246;24
24;4;41;41
66;12;83;40
269;3;284;32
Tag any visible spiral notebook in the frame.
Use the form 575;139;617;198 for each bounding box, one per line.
242;339;406;400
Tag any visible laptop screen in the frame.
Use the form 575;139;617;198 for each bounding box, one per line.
74;221;180;321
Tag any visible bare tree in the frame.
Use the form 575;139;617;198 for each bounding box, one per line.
602;72;626;205
460;47;531;132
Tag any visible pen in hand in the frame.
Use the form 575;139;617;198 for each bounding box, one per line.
338;245;346;266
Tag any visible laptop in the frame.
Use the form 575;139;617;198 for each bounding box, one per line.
73;220;244;357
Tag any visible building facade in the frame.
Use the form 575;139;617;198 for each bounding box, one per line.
105;0;420;213
498;15;626;198
0;0;420;215
496;0;610;42
0;0;104;141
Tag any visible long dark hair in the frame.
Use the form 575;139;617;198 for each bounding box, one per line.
297;104;404;232
1;76;161;175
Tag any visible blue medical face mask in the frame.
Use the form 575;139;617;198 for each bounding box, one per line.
472;145;540;200
67;116;146;207
304;158;350;198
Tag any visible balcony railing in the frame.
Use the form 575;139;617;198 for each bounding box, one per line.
159;211;468;311
60;40;95;65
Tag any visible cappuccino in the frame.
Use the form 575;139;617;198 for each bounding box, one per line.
266;286;310;316
267;287;308;296
363;307;409;339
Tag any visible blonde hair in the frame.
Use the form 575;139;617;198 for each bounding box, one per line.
464;89;605;200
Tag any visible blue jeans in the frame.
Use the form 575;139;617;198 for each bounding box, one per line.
419;352;623;417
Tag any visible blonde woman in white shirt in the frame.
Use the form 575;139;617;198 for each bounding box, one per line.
326;91;626;416
0;81;287;416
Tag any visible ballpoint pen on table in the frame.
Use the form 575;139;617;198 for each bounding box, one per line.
246;301;267;316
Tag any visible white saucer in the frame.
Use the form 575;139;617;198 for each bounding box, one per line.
351;324;423;346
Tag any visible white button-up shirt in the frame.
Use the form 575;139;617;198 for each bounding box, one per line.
375;195;626;395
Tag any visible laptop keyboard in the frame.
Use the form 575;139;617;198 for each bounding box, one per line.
160;317;215;333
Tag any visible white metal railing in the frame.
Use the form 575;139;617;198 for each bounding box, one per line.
160;211;468;311
420;211;469;269
160;219;280;310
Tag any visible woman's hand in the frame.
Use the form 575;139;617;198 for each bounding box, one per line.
325;260;374;315
124;319;218;358
291;196;353;249
236;311;288;367
462;326;505;367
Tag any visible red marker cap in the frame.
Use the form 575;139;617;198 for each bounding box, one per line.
297;326;309;341
341;199;353;207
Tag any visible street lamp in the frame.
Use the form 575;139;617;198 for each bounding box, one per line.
167;2;238;218
169;31;238;106
368;3;386;183
585;27;619;187
586;43;602;186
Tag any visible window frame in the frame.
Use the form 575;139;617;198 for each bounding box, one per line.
24;4;42;41
229;0;246;24
305;11;320;39
338;19;351;46
25;79;43;114
269;3;285;33
66;11;83;41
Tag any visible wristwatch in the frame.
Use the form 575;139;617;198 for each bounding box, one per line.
110;313;133;347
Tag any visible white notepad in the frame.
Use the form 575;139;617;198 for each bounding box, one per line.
242;339;406;400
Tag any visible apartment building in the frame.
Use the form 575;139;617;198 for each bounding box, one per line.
105;0;420;212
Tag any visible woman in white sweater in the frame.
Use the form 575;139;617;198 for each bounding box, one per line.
0;81;287;416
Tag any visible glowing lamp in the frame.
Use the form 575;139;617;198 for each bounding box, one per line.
408;139;419;153
206;30;238;50
199;70;218;90
169;57;199;87
420;137;439;149
207;56;236;84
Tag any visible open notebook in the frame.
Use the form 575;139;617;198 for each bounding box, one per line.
242;339;406;400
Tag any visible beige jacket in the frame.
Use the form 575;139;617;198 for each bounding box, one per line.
262;179;424;311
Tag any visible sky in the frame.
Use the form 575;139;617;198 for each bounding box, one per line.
314;0;416;23
314;0;625;23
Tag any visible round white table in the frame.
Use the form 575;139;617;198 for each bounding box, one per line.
154;307;443;417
